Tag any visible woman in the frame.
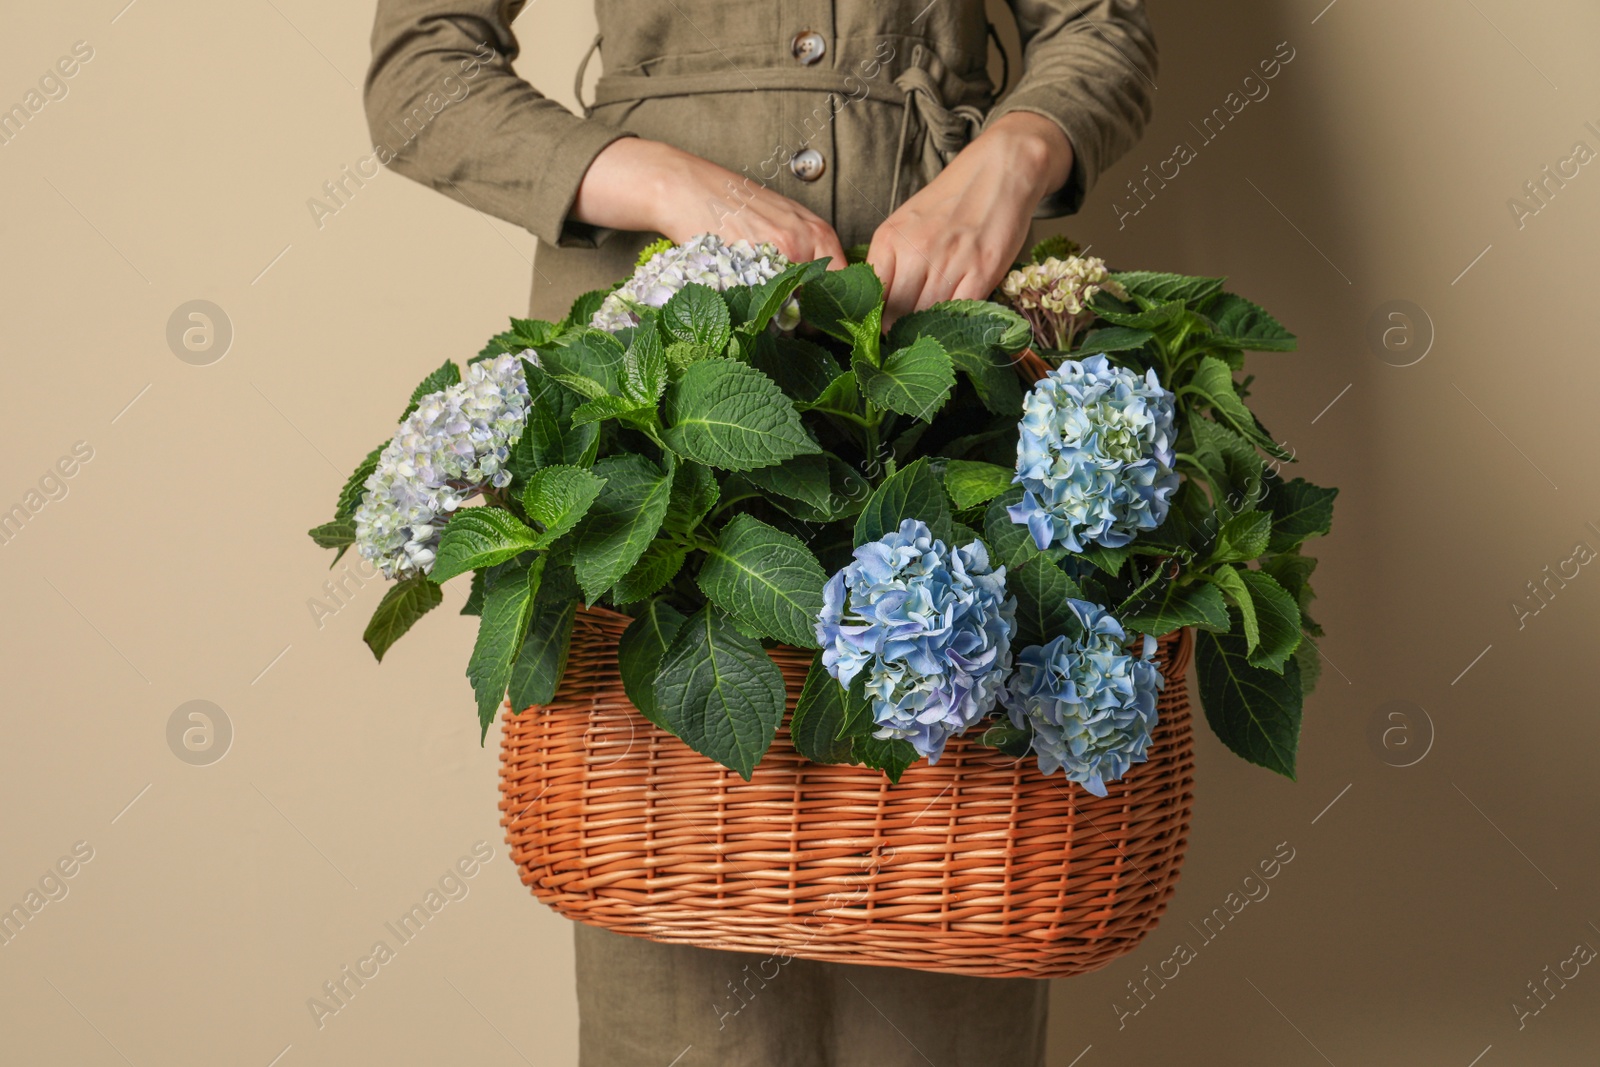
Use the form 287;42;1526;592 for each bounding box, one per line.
366;2;1156;1062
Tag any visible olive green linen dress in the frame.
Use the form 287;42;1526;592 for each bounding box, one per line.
365;3;1155;1063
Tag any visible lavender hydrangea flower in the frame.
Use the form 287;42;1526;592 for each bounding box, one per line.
354;353;531;579
816;519;1016;762
590;233;793;332
1003;600;1164;796
1008;354;1178;553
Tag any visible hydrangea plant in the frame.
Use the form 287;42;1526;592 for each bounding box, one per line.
310;233;1336;788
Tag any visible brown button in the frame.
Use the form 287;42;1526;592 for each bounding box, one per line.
789;148;826;182
791;30;826;66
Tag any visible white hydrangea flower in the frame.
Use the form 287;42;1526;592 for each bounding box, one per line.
590;233;792;332
999;254;1127;350
354;353;531;579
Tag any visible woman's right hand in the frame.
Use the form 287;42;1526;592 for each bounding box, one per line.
572;137;848;268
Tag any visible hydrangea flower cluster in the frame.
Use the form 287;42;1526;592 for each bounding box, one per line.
999;254;1125;350
1008;354;1178;553
1002;599;1164;796
590;233;794;332
354;353;531;579
816;520;1016;762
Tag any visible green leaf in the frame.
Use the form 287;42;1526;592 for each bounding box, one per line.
1211;510;1272;564
612;540;687;605
1187;357;1285;457
307;519;356;549
664;340;718;375
510;363;599;475
854;458;954;546
1078;543;1132;577
506;564;579;711
799;369;860;418
1122;580;1229;637
466;559;543;739
1206;292;1298;351
362;576;444;662
886;301;1029;417
942;460;1015;511
398;360;462;422
1188;416;1265;514
662;358;820;471
563;288;613;329
1074;326;1153;353
461;572;485;616
1110;271;1226;308
698;514;827;648
662;283;733;353
855;334;954;420
732;259;825;333
622;319;668;404
1239;569;1302;673
1009;553;1083;646
790;655;860;764
617;600;686;727
1028;234;1080;263
1211;565;1258;651
739;453;869;523
552;372;611;402
543;328;626;396
571;394;647;426
522;465;607;548
1260;551;1320;622
662;461;719;538
1293;640;1322;697
1261;476;1337;553
572;455;674;602
980;721;1034;757
1088;293;1184;330
429;508;539;585
982;488;1064;571
748;334;840;404
335;444;385;519
1196;622;1303;778
850;735;918;782
797;263;883;344
507;316;564;348
654;607;787;780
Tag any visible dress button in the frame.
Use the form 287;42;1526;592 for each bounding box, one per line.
791;30;826;66
789;148;826;182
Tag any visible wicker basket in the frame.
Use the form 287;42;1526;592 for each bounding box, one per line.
498;606;1195;978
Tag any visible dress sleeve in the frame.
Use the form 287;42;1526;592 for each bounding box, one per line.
989;0;1158;216
364;0;634;246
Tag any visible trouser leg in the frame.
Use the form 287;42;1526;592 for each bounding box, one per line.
825;962;1049;1067
575;921;832;1067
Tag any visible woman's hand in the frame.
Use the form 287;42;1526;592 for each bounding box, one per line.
572;137;849;267
867;112;1075;325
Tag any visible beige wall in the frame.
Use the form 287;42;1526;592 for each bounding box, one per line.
2;1;1597;1064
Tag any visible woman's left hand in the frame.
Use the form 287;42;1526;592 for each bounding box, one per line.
867;111;1075;326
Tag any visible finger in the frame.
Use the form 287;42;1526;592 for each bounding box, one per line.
816;225;849;271
867;235;896;309
884;252;930;328
916;263;962;311
949;271;994;302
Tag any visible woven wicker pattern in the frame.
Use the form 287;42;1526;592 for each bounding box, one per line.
499;607;1195;978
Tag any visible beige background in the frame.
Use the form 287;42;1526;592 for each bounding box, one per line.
3;0;1598;1064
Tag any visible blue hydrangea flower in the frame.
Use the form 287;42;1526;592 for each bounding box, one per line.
1008;354;1178;553
590;233;793;332
1002;599;1164;796
354;353;531;579
816;519;1016;763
